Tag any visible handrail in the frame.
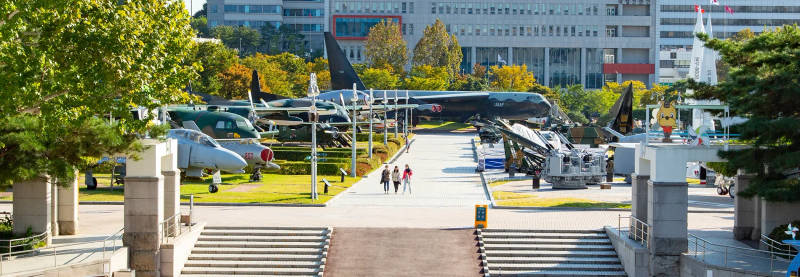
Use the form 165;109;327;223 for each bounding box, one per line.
160;212;183;244
618;214;649;248
689;233;794;276
760;234;796;258
0;227;124;275
0;230;49;254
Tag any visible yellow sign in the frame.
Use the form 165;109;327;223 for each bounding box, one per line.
475;204;488;229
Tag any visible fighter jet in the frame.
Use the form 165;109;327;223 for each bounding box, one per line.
218;138;279;182
167;129;247;180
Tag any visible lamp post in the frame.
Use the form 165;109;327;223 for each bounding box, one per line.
368;89;374;159
351;83;358;178
308;74;319;200
383;90;388;146
394;90;399;138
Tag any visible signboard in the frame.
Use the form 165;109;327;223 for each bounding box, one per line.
475;204;488;229
212;171;222;184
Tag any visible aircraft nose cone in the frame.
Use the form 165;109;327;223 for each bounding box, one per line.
218;151;248;172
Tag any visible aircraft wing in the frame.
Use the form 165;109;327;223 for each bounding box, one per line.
401;92;489;100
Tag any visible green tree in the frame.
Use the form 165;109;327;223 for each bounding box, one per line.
404;65;449;91
365;20;408;74
412;19;463;77
216;64;265;99
489;64;536;92
0;0;197;186
193;3;207;18
191;41;239;95
260;24;308;57
717;28;756;82
191;16;210;38
687;24;800;201
309;57;331;90
241;54;291;97
449;73;487;91
211;25;262;56
361;68;400;90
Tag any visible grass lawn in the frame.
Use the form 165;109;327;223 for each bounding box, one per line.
488;180;516;188
492;191;631;209
21;173;362;204
415;120;473;131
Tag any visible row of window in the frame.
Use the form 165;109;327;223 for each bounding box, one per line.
661;18;800;27
283;9;324;17
659;30;757;39
661;5;800;13
286;24;324;32
221;20;280;28
446;24;601;38
431;2;600;16
335;2;415;14
334;17;400;38
222;5;281;14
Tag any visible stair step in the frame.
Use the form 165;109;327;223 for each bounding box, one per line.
194;241;326;249
184;260;320;268
181;275;318;277
181;267;319;275
198;235;327;243
483;238;611;245
188;253;322;262
201;230;328;237
482;229;605;234
205;226;329;231
486;256;621;264
482;232;609;240
191;247;323;255
484;244;614;251
488;270;627;277
484;250;619;257
488;263;624;271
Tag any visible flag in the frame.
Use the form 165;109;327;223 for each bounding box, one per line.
695;5;700;12
725;5;734;14
710;0;719;6
497;54;507;65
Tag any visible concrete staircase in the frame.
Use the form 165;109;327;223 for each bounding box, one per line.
181;226;331;276
478;229;626;277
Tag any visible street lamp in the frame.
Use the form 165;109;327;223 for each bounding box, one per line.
394;90;399;138
383;90;388;146
368;89;374;159
351;83;358;178
308;73;319;200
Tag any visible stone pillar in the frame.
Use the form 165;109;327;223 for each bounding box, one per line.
580;48;587;87
733;173;754;240
13;176;52;244
631;174;650;222
162;171;180;236
647;180;688;277
760;200;800;242
543;47;550;87
50;181;59;237
751;196;762;241
57;174;79;235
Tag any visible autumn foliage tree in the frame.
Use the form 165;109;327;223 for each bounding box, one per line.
361;67;401;90
412;19;463;78
365;20;408;74
404;65;449;91
489;64;536;92
216;64;267;99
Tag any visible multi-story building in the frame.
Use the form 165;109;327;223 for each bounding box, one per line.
657;0;800;84
207;0;659;89
206;0;328;57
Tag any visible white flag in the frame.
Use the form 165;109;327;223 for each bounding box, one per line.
710;0;719;6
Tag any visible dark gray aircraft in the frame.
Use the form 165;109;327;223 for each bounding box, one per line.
318;32;552;122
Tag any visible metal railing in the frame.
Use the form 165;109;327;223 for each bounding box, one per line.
0;227;124;275
160;212;183;244
688;234;793;276
0;230;49;255
760;234;797;259
618;214;650;248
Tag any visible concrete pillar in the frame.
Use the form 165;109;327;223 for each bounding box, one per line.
647;180;688;277
751;196;762;241
508;47;513;65
631;174;650;222
162;171;180;236
616;47;623;83
733;173;755;240
50;180;58;237
760;200;800;242
12;176;52;244
471;47;477;72
57;173;79;235
580;48;587;87
543;47;550;87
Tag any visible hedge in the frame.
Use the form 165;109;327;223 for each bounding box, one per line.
355;133;399;142
274;150;354;161
275;161;349;175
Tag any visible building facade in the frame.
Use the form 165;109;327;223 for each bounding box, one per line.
656;0;800;84
207;0;659;89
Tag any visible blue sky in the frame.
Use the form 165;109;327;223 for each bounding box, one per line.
184;0;205;16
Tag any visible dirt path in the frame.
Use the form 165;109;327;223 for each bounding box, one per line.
324;227;482;277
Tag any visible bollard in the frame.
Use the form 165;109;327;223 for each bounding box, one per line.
532;178;540;189
324;182;329;194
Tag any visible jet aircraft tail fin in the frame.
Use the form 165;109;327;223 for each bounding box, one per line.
250;70;288;103
606;83;634;135
324;32;366;90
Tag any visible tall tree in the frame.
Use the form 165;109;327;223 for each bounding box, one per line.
193;3;207;18
688;24;800;201
260;24;307;57
241;54;291;97
191;41;239;94
309;57;331;90
412;19;463;77
365;20;408;74
211;25;262;56
361;68;401;90
489;64;536;92
216;64;266;99
404;65;449;91
716;28;756;82
0;0;197;186
191;16;210;38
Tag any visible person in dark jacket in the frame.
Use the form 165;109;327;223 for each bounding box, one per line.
381;165;391;194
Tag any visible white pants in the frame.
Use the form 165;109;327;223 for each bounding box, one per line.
403;179;412;194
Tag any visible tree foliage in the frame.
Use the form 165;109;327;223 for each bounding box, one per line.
365;20;408;74
216;64;264;99
490;64;536;92
404;65;450;91
211;25;262;56
717;28;756;82
191;41;239;94
0;0;197;186
412;19;462;77
685;25;800;201
361;68;400;90
191;16;210;38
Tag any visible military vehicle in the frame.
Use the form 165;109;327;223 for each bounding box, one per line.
166;129;248;192
167;108;262;139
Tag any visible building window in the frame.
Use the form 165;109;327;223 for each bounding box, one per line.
670;52;677;59
585;48;604;89
606;26;617;37
209;4;217;13
409;2;414;14
402;2;407;13
334;16;401;38
549;48;581;88
476;47;509;68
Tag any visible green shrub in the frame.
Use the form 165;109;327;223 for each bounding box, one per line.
276;161;349;175
768;220;800;256
274;150;354;161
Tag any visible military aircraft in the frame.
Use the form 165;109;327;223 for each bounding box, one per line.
166;129;247;191
167;107;263;139
218;139;279;182
319;32;551;123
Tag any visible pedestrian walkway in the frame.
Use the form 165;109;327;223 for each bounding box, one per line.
0;234;123;276
328;133;490;207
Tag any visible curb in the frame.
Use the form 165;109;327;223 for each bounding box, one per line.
1;200;328;207
479;172;496;208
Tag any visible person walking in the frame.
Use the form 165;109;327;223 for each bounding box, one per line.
402;164;413;194
405;135;410;153
381;165;391;194
391;166;401;194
